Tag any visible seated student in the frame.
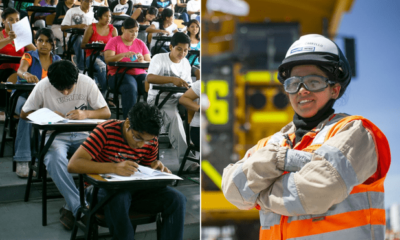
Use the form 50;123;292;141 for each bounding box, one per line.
68;102;186;240
146;8;178;55
81;7;117;95
186;19;200;79
178;79;200;147
151;0;174;13
93;0;108;6
20;60;111;229
109;0;133;29
175;0;188;23
104;18;151;119
61;0;95;72
146;32;192;167
13;28;62;177
0;8;36;109
32;0;58;29
131;5;158;25
51;0;76;46
132;0;152;9
186;0;200;21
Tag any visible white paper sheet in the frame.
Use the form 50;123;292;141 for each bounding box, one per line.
12;17;33;51
101;165;183;181
27;108;107;125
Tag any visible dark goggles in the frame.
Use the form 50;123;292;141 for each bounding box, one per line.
283;75;336;94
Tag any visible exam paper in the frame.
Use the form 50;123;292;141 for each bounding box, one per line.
27;108;107;125
101;166;183;181
12;17;32;51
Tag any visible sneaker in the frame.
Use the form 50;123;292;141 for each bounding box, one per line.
16;162;30;178
184;162;200;173
60;207;75;230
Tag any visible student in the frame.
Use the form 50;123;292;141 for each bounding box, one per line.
61;0;95;71
14;29;62;177
186;19;199;79
132;0;152;9
109;0;133;28
146;8;178;55
104;18;151;119
179;79;200;147
51;0;76;45
68;102;186;240
0;8;36;108
151;0;174;13
20;60;111;229
175;0;188;23
186;0;200;21
146;32;192;168
32;0;58;29
221;34;391;239
131;5;158;25
81;7;117;94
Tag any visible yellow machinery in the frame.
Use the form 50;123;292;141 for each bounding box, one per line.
201;0;355;230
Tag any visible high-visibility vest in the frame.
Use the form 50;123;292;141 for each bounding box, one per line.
255;114;391;240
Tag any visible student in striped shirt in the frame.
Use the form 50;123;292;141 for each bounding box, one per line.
68;102;187;240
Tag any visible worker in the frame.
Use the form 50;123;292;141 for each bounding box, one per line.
222;34;391;240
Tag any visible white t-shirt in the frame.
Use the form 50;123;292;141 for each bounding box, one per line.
187;0;200;19
147;53;192;104
190;80;200;127
23;74;107;116
150;21;177;50
133;0;152;5
61;6;95;39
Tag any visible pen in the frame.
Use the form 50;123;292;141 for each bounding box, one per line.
118;153;141;172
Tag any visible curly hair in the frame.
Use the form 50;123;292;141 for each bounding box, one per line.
128;102;163;136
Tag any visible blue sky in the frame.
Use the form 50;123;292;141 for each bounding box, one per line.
334;0;400;208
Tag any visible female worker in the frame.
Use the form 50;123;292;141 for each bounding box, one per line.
222;34;391;240
14;28;61;177
81;7;118;94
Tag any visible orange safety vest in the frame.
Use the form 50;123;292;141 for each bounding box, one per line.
255;114;391;240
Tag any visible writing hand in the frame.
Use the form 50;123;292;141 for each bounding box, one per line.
172;77;189;88
114;161;139;176
65;109;87;120
150;160;171;173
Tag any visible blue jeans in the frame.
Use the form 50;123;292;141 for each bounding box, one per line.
86;55;107;94
43;132;89;216
96;186;186;240
14;95;31;162
72;35;84;71
108;73;146;119
180;12;189;22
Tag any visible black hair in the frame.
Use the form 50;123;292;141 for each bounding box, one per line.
158;8;173;30
94;6;110;21
122;18;139;30
1;8;19;28
35;28;56;52
187;19;200;41
127;102;163;136
171;32;190;47
137;6;158;23
48;60;79;91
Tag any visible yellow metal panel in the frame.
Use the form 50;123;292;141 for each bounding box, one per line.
329;0;355;37
251;112;290;123
202;160;222;190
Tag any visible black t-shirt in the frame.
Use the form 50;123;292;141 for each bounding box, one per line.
53;2;75;24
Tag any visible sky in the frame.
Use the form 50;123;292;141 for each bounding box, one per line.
333;0;400;209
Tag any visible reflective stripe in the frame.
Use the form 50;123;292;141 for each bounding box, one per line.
373;224;385;240
287;191;384;223
315;145;359;194
312;114;348;145
287;224;372;240
268;132;284;145
285;149;312;172
259;211;281;230
370;191;385;209
283;173;306;215
232;163;259;204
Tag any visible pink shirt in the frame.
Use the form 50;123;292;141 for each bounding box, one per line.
104;36;150;76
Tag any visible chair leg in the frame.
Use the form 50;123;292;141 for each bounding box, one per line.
70;211;80;240
0;116;9;157
42;167;47;226
156;213;162;240
24;157;36;202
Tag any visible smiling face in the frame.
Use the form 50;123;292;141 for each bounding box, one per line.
36;34;53;54
188;22;199;36
288;65;341;118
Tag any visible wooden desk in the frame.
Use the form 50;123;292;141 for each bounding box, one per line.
24;122;100;226
84;43;105;79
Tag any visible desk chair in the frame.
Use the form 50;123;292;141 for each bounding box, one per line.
70;175;162;240
173;110;199;186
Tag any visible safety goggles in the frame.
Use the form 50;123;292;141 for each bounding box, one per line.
283;75;336;94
